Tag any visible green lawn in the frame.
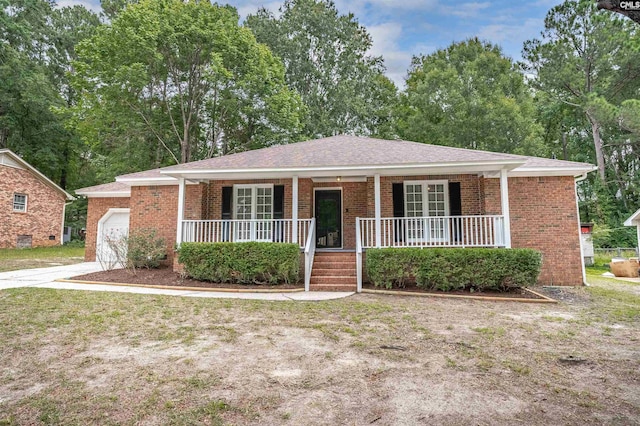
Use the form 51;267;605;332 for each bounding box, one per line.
0;245;85;272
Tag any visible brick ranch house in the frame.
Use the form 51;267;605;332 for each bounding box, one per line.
0;149;74;248
77;136;596;291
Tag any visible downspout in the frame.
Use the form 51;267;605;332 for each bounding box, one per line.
574;172;589;286
61;201;73;245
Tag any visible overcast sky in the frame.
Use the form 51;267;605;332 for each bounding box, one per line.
59;0;564;87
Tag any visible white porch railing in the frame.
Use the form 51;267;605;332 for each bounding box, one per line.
181;219;313;248
304;218;316;292
357;215;506;248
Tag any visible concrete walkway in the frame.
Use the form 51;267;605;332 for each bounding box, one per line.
0;263;354;301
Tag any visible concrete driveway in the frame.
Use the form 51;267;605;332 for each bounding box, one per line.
0;263;353;301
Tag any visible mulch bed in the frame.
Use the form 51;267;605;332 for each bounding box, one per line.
71;267;304;290
361;282;545;300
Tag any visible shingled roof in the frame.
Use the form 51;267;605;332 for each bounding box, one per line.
78;135;595;195
75;181;130;197
160;135;527;172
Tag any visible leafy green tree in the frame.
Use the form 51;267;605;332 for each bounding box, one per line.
523;0;640;245
397;38;543;155
0;0;99;189
72;0;304;165
100;0;137;20
246;0;397;139
522;0;640;181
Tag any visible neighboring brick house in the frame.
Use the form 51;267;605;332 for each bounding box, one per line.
0;149;74;249
77;136;596;290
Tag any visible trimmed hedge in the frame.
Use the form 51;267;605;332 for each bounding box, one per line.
366;248;541;292
178;242;300;285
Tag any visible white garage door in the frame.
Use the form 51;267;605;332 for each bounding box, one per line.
97;208;130;266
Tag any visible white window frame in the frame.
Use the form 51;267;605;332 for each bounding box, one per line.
13;193;27;213
233;184;274;242
403;180;450;243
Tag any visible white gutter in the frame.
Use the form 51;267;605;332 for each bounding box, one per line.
74;191;131;198
61;201;73;245
158;159;527;176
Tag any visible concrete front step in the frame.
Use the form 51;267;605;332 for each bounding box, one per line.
309;283;357;292
314;252;356;262
310;252;358;291
311;268;357;277
312;261;356;269
309;276;357;285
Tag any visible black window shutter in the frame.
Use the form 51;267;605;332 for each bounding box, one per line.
221;187;233;220
448;182;462;242
448;182;462;216
392;183;405;243
273;185;285;219
392;183;404;217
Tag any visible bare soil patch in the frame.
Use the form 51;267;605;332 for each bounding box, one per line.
72;266;303;289
0;276;638;425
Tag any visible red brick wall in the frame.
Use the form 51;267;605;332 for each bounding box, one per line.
482;176;583;285
0;165;67;248
128;184;203;263
85;197;130;261
97;175;584;285
85;184;203;262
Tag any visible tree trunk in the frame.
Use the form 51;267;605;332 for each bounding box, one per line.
0;128;8;149
586;111;606;181
181;125;189;164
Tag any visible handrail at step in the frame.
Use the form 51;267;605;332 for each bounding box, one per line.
356;217;363;293
304;218;316;292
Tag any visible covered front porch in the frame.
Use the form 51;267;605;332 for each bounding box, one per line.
172;167;514;292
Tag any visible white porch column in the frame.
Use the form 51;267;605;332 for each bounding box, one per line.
176;177;186;246
500;169;512;248
374;173;381;248
292;175;299;245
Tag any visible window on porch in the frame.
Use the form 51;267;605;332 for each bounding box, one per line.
404;180;449;243
181;182;312;247
357;178;506;248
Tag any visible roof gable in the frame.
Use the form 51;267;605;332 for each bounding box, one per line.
0;149;74;200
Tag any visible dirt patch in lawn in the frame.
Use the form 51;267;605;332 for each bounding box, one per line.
0;278;638;425
71;266;304;289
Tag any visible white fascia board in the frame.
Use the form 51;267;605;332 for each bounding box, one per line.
115;176;177;185
114;176;200;186
159;160;526;180
624;207;640;226
75;191;131;198
485;166;597;178
312;176;367;182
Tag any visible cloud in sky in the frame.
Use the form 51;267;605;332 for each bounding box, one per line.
56;0;102;12
367;22;412;86
440;2;491;18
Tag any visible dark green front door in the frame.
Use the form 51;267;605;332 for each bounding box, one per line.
315;190;342;248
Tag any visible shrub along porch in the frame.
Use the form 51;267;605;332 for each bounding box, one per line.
76;135;596;291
